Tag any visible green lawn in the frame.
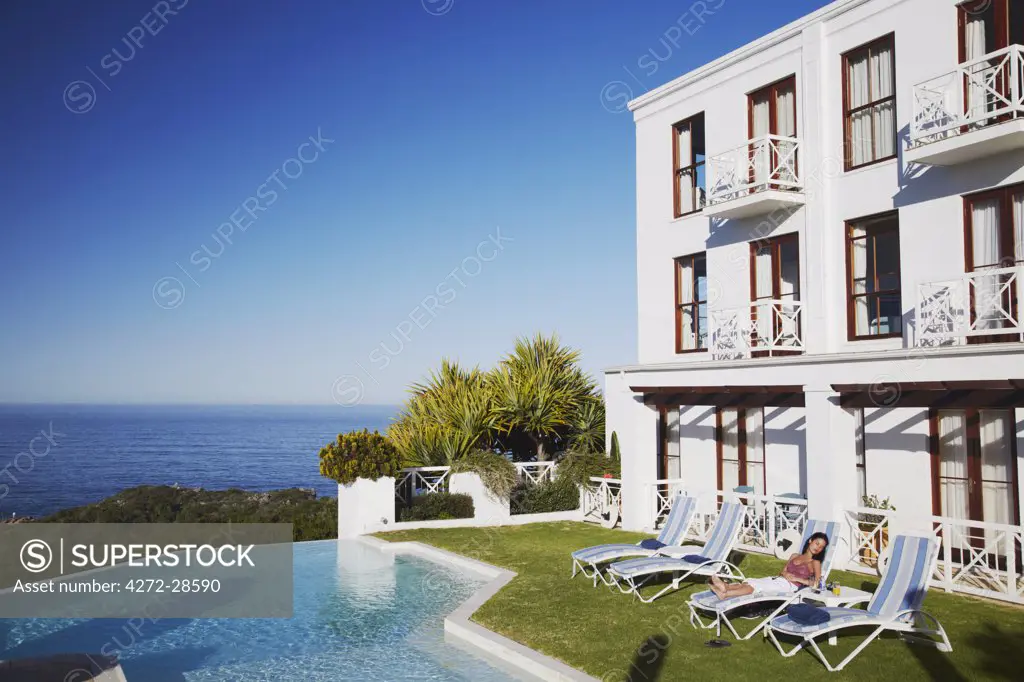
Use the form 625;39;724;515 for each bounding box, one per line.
376;522;1024;681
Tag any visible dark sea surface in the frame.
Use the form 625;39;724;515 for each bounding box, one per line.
0;404;398;518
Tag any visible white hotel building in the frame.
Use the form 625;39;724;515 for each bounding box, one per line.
604;0;1024;601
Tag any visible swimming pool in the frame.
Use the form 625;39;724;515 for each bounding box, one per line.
0;540;521;681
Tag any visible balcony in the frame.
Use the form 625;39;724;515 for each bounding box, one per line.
917;266;1024;346
705;135;804;220
710;300;804;360
907;45;1024;166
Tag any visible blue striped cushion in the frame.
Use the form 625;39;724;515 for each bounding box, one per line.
703;502;743;561
610;555;709;578
656;495;697;545
571;543;653;562
771;607;869;635
868;535;935;618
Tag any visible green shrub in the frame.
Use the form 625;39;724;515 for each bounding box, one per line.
609;431;621;462
319;429;402;486
450;450;517;499
555;450;620;488
399;492;474;521
38;485;337;542
510;478;579;515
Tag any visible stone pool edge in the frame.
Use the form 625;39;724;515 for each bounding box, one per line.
356;535;598;682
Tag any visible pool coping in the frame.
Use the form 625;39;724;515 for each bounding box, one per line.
357;535;598;682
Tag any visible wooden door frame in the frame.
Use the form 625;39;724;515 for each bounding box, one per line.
929;407;1021;525
715;407;766;493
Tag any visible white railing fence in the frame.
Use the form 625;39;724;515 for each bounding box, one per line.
650;493;1023;604
394;466;450;505
514;461;556;485
647;479;686;528
916;266;1023;346
843;506;895;574
707;134;802;205
582;477;622;525
911;45;1024;145
930;516;1023;603
711;300;804;359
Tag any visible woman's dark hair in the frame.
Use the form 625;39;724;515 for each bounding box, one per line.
802;532;830;562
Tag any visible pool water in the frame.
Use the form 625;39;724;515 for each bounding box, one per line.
0;541;522;681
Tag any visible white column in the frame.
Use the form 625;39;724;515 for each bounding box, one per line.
605;371;659;531
803;387;859;566
799;22;838;355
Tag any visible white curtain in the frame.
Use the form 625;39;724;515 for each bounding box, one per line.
870;43;895;159
938;411;970;557
677;125;694;213
851;225;870;335
775;83;798;184
721;409;740;491
964;14;989;123
745;408;765;496
678;260;695;349
847;53;871;165
979;411;1013;529
855;408;867;501
754;246;774;345
972;198;1003;330
751;96;771;187
778;243;800;345
667;408;681;480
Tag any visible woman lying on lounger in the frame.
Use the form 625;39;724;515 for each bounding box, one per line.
708;532;829;599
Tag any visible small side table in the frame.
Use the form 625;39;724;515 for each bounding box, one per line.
798;586;873;645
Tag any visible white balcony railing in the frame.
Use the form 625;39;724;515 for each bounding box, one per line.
916;266;1024;346
711;300;804;360
707;134;802;205
911;45;1024;146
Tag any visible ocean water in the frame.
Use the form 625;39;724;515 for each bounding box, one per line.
0;404;399;518
0;540;521;681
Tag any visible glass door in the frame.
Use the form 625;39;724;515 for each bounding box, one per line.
750;234;801;354
935;409;1019;567
748;77;797;191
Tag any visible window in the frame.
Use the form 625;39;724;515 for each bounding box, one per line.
750;233;801;353
717;408;766;495
748;76;798;189
673;114;706;217
932;409;1018;525
842;35;896;170
964;183;1024;337
846;211;902;339
959;1;1024;122
855;408;867;501
675;253;708;353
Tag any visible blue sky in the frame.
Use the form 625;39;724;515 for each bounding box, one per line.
0;0;828;405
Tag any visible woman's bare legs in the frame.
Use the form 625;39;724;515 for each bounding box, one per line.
709;575;755;599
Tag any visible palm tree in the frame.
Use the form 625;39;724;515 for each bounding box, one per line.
489;333;600;461
388;360;496;466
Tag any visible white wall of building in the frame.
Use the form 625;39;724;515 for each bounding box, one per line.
633;0;1024;364
612;0;1024;531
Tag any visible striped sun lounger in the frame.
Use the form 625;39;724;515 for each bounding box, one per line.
605;502;746;603
767;534;951;672
571;494;698;586
687;519;840;639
